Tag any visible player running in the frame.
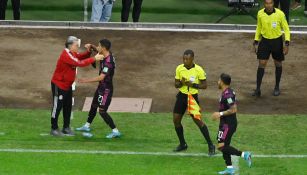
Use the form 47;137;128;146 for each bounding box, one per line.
77;39;121;139
212;73;252;175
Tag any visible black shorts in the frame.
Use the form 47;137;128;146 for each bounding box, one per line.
173;92;199;115
217;123;237;146
91;86;113;111
257;36;284;61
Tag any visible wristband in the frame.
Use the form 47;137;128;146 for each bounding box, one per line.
253;40;259;45
285;41;290;46
192;84;199;89
219;112;224;116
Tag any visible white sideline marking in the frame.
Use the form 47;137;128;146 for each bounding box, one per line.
0;149;306;158
0;25;307;34
0;132;5;136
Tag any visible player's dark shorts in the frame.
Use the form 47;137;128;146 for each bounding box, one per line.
173;92;199;115
257;36;284;61
217;123;237;145
91;86;113;111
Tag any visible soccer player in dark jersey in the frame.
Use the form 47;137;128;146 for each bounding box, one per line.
77;39;121;139
212;73;252;175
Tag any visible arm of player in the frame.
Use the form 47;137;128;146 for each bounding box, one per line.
212;104;237;121
78;73;106;83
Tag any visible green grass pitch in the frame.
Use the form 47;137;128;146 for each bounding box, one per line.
0;109;306;174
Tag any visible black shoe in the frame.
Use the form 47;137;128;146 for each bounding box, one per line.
50;129;63;137
173;143;188;152
62;127;75;136
208;144;216;156
273;88;280;96
252;89;261;97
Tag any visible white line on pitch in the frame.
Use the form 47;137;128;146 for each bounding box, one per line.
0;149;306;158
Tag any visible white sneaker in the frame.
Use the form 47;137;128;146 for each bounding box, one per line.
76;125;91;132
106;131;121;139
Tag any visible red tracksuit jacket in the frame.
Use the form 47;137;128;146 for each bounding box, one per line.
51;48;95;91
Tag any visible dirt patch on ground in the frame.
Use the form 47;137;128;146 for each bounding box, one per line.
0;28;306;114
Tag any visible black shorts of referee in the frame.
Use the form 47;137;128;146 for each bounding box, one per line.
257;36;284;61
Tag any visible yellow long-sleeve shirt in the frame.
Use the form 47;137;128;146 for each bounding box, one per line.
254;8;290;42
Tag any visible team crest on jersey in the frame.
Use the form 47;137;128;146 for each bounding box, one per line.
227;98;233;104
103;67;109;73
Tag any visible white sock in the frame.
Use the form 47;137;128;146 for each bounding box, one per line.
241;152;245;158
85;122;90;128
227;166;233;169
112;128;119;133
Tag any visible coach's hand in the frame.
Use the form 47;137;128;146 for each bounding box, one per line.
212;112;221;121
85;44;92;51
95;53;104;61
283;46;289;55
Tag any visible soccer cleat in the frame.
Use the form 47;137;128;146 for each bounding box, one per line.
173;143;188;152
62;127;75;136
252;89;261;97
76;125;91;132
273;88;280;96
106;131;121;139
82;132;93;138
50;129;63;137
218;168;235;175
208;144;216;156
243;152;252;168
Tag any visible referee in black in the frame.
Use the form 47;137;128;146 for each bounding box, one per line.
252;0;290;97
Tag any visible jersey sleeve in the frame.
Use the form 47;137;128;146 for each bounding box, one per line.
198;67;206;80
100;61;114;75
255;11;262;41
281;12;290;41
224;92;236;108
62;50;95;67
175;66;180;80
75;50;91;60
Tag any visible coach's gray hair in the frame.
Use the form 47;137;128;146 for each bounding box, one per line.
65;36;79;48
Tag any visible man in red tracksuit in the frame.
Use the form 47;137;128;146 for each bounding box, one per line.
50;36;103;136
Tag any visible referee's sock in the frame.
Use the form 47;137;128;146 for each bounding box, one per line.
256;67;265;90
200;125;213;145
275;66;282;89
175;126;186;145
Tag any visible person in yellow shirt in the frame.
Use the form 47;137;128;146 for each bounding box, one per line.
172;49;215;155
253;0;290;97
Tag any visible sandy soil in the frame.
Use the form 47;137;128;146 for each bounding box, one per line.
0;28;306;114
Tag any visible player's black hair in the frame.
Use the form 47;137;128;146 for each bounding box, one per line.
99;39;111;51
220;73;231;85
183;49;194;58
